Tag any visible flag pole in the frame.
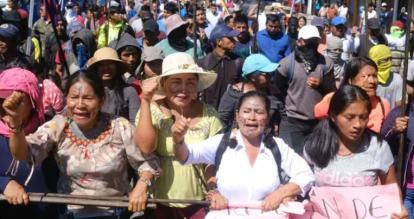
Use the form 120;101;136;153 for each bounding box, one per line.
192;0;198;60
252;0;262;53
397;0;413;187
25;0;35;55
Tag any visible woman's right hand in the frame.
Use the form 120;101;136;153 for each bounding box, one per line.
2;91;25;128
208;190;228;210
141;77;159;101
3;180;29;205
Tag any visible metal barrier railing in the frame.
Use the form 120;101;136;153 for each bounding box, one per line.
0;193;210;208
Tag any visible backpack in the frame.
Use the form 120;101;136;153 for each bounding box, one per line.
214;130;289;184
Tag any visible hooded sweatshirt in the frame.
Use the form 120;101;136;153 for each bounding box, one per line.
108;33;142;84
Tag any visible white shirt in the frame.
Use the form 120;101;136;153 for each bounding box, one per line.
185;131;315;203
338;5;348;18
206;9;221;26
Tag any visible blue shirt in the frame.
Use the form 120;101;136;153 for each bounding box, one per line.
257;30;292;63
0;135;48;193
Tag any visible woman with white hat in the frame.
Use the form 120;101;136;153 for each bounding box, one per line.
87;47;140;123
135;52;222;219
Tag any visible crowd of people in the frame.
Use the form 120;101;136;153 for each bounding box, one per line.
0;0;414;218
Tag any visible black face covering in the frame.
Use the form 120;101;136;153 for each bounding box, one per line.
287;26;298;39
168;25;188;52
237;31;251;44
295;37;320;72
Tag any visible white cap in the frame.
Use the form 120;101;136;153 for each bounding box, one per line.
298;25;321;40
381;2;387;6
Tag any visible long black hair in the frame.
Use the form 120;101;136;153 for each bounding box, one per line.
304;85;372;168
340;56;378;87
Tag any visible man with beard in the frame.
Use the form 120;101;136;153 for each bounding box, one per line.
357;18;388;57
155;14;203;57
197;24;243;109
274;25;336;154
0;23;33;72
232;15;252;59
257;14;292;63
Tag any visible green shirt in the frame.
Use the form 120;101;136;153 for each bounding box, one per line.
155;39;204;59
135;103;222;207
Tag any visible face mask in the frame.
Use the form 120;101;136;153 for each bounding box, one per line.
390;26;404;38
376;58;392;84
237;31;251;44
327;51;341;62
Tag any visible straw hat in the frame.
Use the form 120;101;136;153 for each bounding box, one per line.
144;52;217;99
87;47;128;71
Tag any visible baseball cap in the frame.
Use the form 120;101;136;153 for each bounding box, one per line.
298;25;320;40
242;54;279;77
391;21;404;29
331;16;346;26
381;2;387;7
367;18;381;29
0;23;19;39
142;47;165;62
210;24;240;42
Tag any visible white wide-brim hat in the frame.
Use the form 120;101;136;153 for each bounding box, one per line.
144;52;217;100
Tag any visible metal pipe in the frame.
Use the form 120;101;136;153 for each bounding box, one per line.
398;0;413;187
392;0;399;22
25;0;35;56
252;0;262;53
192;0;198;60
0;193;210;207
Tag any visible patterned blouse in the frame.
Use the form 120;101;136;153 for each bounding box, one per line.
26;113;160;197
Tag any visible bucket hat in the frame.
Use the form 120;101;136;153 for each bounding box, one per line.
144;52;217;99
87;47;128;71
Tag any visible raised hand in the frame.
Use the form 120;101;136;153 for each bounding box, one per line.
171;113;191;145
2;91;25;128
141;77;159;101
